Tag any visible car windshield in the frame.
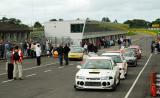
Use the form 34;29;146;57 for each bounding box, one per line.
104;55;122;63
82;59;112;69
124;52;134;57
70;48;82;53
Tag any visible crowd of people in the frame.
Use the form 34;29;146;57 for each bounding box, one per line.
5;43;43;80
0;37;133;80
82;37;132;53
151;37;160;53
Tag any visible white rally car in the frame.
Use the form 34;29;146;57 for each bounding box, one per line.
74;56;120;90
102;53;128;79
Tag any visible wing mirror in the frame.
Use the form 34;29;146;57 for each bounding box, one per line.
77;65;82;69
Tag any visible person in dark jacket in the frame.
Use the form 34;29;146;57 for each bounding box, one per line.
6;47;14;79
93;44;98;53
57;45;64;66
151;41;155;53
63;44;70;65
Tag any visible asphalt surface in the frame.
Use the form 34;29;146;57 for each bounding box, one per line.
0;35;159;98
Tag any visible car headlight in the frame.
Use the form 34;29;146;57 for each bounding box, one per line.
101;76;113;80
76;76;85;80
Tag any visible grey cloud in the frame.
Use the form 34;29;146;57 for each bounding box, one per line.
0;0;160;24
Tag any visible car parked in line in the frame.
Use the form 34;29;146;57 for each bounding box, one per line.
68;47;84;61
83;52;99;63
123;52;137;67
128;45;142;59
102;52;128;79
74;57;120;90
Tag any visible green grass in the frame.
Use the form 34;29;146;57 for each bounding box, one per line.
100;22;129;31
127;28;158;36
126;31;137;36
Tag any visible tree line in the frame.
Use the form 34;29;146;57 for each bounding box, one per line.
1;16;160;29
0;17;28;27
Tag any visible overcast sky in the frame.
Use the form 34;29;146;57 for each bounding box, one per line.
0;0;160;25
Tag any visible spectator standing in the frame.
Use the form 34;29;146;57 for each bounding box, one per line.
83;43;88;54
23;41;28;56
63;44;70;65
93;44;98;53
56;45;64;66
12;46;23;80
0;42;5;59
35;44;42;66
6;47;14;79
118;39;121;49
151;41;156;53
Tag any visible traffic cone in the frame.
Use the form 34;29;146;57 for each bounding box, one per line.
151;83;157;97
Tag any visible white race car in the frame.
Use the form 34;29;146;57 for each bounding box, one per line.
74;56;120;90
102;53;128;79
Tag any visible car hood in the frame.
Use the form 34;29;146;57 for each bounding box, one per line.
116;63;124;68
76;69;114;77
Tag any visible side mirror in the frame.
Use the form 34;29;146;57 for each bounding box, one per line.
77;65;82;69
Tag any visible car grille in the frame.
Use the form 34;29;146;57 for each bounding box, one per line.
86;78;100;80
85;82;101;86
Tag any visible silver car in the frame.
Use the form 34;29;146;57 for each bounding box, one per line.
123;52;137;67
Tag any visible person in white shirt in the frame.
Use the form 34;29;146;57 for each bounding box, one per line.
36;44;41;66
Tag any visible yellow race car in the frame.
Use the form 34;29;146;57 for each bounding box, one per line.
68;47;84;61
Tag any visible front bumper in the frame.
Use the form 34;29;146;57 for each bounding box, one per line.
75;78;114;89
127;60;136;65
127;60;137;65
69;55;83;59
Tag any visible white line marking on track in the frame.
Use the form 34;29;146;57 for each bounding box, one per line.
1;79;14;84
0;73;7;76
58;66;64;68
25;74;37;77
44;70;52;72
124;54;152;98
0;63;56;76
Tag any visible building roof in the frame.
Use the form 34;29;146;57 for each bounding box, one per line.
82;31;126;39
0;22;32;32
84;21;128;32
82;21;128;39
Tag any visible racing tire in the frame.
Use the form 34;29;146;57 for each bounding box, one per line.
111;80;117;91
74;85;80;91
125;69;128;77
117;74;120;85
135;61;138;67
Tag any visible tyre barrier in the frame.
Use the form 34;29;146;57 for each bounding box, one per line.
150;71;160;97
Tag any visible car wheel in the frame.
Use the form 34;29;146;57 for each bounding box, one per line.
135;61;138;67
74;85;79;91
111;80;117;91
125;69;128;76
117;74;120;85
